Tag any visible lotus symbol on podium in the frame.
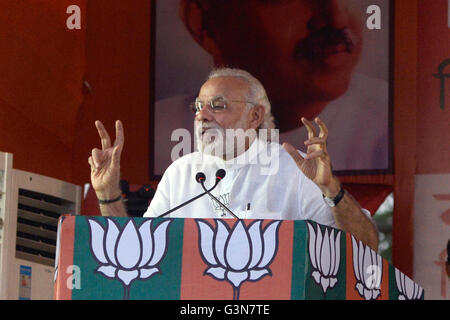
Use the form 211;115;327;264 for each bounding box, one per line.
87;218;172;299
196;219;282;300
394;268;424;300
351;236;383;300
306;222;342;294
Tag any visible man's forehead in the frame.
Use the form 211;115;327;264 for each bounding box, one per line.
198;76;249;100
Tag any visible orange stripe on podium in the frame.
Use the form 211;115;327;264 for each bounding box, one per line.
180;219;293;300
345;234;390;300
53;215;75;300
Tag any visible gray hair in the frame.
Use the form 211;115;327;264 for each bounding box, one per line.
207;68;276;131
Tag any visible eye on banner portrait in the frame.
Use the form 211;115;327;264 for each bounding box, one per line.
150;0;393;178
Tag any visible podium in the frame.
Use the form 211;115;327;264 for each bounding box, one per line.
54;216;424;300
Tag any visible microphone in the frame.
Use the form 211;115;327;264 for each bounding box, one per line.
195;172;206;183
156;171;221;218
215;169;226;182
199;169;240;219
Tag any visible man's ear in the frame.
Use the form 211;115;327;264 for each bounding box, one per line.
179;0;221;57
248;105;266;130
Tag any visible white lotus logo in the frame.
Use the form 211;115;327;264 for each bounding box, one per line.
196;219;281;300
306;222;342;294
87;218;171;299
351;235;383;300
211;193;230;217
394;268;424;300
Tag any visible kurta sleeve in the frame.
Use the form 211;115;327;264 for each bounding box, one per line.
143;168;171;217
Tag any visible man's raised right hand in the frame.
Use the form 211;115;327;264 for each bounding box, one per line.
88;120;124;201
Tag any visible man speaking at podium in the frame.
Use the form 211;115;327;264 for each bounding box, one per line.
88;68;378;251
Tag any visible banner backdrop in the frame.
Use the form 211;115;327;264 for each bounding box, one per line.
414;0;450;300
151;0;392;177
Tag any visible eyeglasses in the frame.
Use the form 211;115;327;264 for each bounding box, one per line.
190;97;257;114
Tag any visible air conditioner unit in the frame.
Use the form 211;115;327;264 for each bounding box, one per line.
0;152;81;300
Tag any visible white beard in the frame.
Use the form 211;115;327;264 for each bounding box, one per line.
194;118;256;160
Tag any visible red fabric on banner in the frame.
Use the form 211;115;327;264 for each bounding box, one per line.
417;0;450;173
70;0;151;188
0;0;86;182
0;0;151;187
339;175;394;215
83;187;101;216
414;0;450;298
392;0;418;278
343;184;393;215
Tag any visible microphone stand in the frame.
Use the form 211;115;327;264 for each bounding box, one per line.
156;180;220;218
200;180;239;219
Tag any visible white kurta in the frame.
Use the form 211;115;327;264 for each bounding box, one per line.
145;138;340;227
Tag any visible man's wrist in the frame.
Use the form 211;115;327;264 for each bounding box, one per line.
320;176;341;198
96;189;122;203
98;194;122;205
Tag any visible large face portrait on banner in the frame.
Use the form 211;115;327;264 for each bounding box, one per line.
150;0;393;178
